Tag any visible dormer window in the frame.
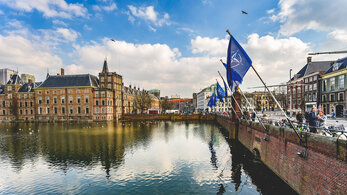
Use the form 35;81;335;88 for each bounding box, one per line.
333;62;341;71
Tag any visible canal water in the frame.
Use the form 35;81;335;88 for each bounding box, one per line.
0;121;296;194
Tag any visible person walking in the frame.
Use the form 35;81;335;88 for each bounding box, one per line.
308;108;319;133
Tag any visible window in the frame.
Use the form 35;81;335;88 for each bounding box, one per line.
8;94;12;99
38;90;42;94
78;107;81;114
108;77;111;82
96;100;99;106
323;80;327;91
339;75;344;89
54;107;58;114
46;97;49;104
70;106;73;114
84;89;89;93
69;96;73;104
339;93;344;101
69;90;72;94
102;100;105;106
53;91;56;94
46;90;49;94
309;84;312;91
61;96;65;104
85;96;89;103
2;110;5;115
61;90;65;94
46;107;50;114
313;83;317;90
53;97;57;104
77;96;81;104
30;102;33;107
77;90;80;94
313;93;317;101
24;94;27;99
309;77;312;82
333;62;340;71
86;106;89;114
331;78;335;90
38;97;42;104
95;92;99;97
25;102;28;107
322;95;326;102
305;85;308;91
30;109;33;114
330;94;335;102
101;92;105;97
29;94;33;98
8;86;12;91
38;107;42;114
102;108;105;114
313;76;317;81
62;107;65;114
108;84;111;89
95;108;99;113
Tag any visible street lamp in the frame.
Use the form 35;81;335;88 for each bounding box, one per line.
289;69;292;117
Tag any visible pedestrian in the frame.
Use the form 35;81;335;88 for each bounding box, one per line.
296;111;304;130
331;109;336;119
318;110;327;130
308;108;319;133
251;112;256;121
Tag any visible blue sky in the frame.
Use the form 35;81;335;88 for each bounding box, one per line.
0;0;346;97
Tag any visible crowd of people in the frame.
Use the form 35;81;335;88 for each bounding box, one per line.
296;108;328;133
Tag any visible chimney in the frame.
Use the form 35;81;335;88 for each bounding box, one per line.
61;68;64;76
307;57;312;64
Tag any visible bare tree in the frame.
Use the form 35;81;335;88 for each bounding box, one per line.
134;91;152;114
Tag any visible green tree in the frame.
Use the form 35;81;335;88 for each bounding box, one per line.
161;97;173;113
134;91;152;114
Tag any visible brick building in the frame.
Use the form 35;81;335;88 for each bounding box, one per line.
0;60;160;121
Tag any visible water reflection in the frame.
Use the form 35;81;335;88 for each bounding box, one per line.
0;121;296;194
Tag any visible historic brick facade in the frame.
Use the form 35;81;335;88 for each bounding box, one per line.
0;60;160;121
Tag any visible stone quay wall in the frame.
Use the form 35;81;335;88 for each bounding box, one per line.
216;115;347;195
123;114;216;121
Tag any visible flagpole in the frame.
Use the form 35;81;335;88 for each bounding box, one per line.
214;79;241;122
218;61;266;130
225;29;305;147
217;71;250;125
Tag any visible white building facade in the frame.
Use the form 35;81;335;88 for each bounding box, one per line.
0;68;18;84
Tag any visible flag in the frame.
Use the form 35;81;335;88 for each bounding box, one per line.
226;34;252;92
216;81;225;103
208;92;217;108
220;75;228;101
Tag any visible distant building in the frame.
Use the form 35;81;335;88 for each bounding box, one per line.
0;68;18;84
196;84;215;112
287;57;332;112
192;93;197;110
321;57;347;116
148;89;160;98
168;98;193;113
170;94;180;99
21;74;35;83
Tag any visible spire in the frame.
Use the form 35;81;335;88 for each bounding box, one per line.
46;68;50;79
102;57;109;73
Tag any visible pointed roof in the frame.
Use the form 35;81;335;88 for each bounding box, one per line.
102;59;109;73
7;74;23;85
324;57;347;75
18;82;42;92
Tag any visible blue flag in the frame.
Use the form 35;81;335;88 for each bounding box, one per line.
226;35;252;92
220;75;228;101
216;81;225;103
208;92;216;108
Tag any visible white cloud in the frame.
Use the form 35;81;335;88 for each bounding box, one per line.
266;8;275;14
52;20;68;27
56;28;78;42
328;30;347;43
93;0;117;12
242;33;312;86
272;0;347;36
0;0;87;18
128;5;170;27
191;36;227;56
0;34;63;78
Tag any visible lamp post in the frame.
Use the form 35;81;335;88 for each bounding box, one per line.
289;69;292;117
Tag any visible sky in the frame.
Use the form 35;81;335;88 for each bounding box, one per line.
0;0;346;97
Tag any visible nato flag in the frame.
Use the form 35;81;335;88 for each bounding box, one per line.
216;81;225;103
226;34;252;92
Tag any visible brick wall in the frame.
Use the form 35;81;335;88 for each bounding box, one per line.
216;116;347;194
